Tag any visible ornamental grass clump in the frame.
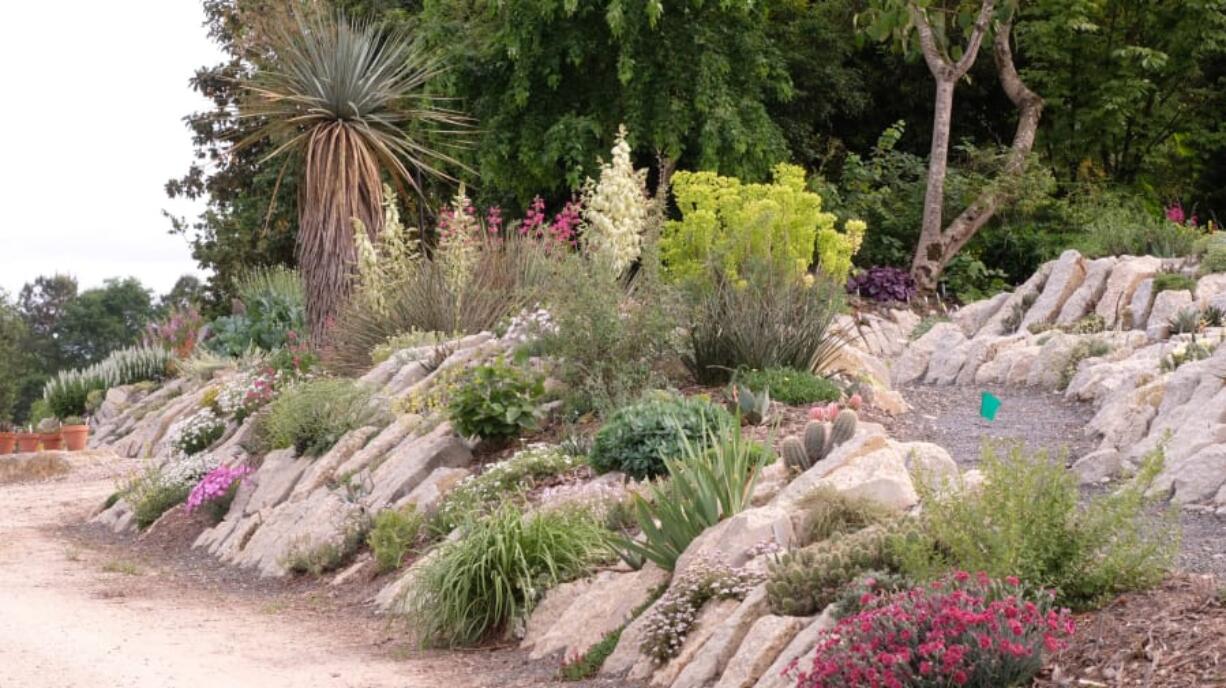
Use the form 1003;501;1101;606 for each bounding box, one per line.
254;378;384;457
794;572;1075;688
406;504;608;647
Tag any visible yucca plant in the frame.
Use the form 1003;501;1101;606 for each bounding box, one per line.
237;11;471;341
612;419;768;571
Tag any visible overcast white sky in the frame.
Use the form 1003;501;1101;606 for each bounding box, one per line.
0;2;225;298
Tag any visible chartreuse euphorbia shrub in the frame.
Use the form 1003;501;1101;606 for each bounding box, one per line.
662;163;865;285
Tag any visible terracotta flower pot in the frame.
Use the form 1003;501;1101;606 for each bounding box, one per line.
61;424;89;452
15;432;39;453
0;432;15;454
40;432;63;451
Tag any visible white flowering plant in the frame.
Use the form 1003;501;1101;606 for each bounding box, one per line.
431;445;582;534
168;408;226;457
639;555;762;663
581;125;650;276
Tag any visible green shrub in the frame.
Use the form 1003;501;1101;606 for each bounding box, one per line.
735;367;841;406
368;505;425;573
1077;196;1200;258
536;252;679;415
431;445;581;535
125;467;192;530
588;394;732;480
254;378;383;457
208;267;306;357
611;420;764;571
1199;235;1226;275
406;504;607;647
682;265;846;384
1153;271;1196;294
892;444;1177;610
447;359;545;440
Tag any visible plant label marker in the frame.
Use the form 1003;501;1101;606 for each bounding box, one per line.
980;392;1001;421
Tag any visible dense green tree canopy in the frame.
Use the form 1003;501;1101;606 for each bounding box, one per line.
418;0;794;206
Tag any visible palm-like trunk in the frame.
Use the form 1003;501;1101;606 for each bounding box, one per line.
300;123;384;342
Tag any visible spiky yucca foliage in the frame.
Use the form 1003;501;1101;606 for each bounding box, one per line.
238;12;470;340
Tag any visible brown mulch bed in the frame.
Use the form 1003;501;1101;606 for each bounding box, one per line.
1038;575;1226;687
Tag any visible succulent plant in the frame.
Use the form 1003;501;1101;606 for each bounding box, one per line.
731;383;771;425
36;418;61;433
783;409;858;472
1203;305;1225;328
765;523;903;617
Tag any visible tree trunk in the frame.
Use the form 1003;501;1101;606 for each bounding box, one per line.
911;77;958;291
918;20;1045;288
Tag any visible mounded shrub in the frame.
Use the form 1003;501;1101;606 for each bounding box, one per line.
735;367;841;406
254;378;384;457
588;394;732;479
447;359;545;440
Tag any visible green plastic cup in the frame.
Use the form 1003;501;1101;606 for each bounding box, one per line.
980;392;1001;421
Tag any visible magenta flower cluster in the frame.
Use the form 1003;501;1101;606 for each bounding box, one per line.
1165;202;1199;227
144;306;205;358
793;572;1075;688
185;464;253;515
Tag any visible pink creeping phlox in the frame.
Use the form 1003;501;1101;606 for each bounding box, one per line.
790;572;1075;688
185;464;253;514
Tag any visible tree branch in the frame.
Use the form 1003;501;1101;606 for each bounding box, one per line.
951;0;996;78
909;4;950;78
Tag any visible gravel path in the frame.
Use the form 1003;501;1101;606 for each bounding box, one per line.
878;384;1226;580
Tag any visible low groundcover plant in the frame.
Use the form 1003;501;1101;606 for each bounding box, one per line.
792;571;1075;688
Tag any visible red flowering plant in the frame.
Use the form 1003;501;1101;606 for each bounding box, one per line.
792;572;1075;688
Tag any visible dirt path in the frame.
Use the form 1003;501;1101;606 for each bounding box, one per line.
0;454;480;688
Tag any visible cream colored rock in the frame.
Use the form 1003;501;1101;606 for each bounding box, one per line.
1004;345;1041;386
673;504;795;576
1196;273;1226;310
773;427;891;508
1022;249;1086;330
360;423;473;510
1071;448;1122;484
1026;334;1080;389
392;466;470;515
1146;289;1193;340
925;336;972;386
751;608;836;688
1096;256;1161;327
891;322;963;386
955;335;1025;386
1057;257;1117;325
521;577;597;652
1156;445;1226;504
895;441;959;491
243;449;307;514
297;426;379;495
228;489;367;577
668;586;769;688
714;615;807;688
331;414;422;480
1087;380;1163;454
890;309;921;337
953;292;1009;338
981;261;1053;336
527;565;670;662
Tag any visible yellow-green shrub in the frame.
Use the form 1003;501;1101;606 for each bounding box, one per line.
662;163;864;285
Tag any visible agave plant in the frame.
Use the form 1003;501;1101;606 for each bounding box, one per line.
237;11;471;340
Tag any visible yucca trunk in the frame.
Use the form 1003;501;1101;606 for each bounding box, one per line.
300;122;384;342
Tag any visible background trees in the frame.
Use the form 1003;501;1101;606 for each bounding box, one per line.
168;0;1226;302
